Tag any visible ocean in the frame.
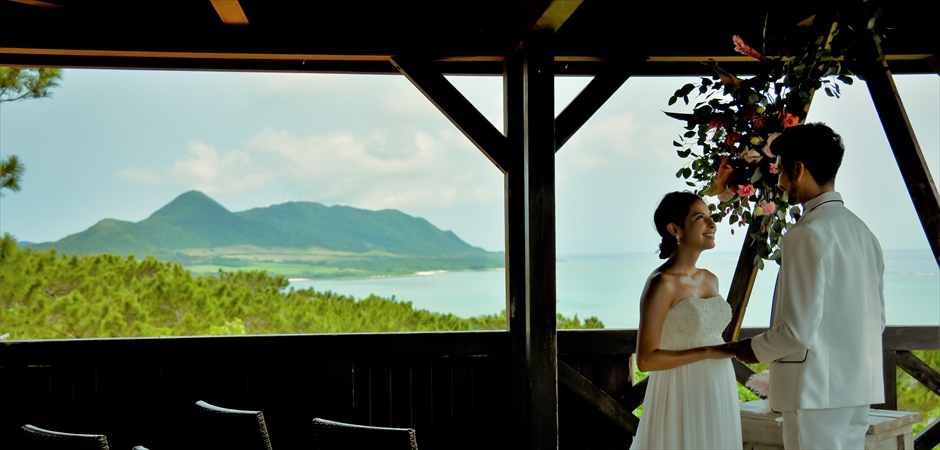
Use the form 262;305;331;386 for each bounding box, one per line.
289;248;939;329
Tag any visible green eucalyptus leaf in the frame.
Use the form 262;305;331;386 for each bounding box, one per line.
668;96;677;106
867;18;876;30
748;93;760;104
686;181;696;187
673;140;682;147
678;148;692;158
683;167;692;178
793;64;806;78
684;130;696;138
873;33;882;44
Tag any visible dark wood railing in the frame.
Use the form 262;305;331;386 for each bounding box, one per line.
1;327;937;449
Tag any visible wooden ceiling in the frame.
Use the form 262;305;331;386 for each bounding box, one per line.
1;0;936;76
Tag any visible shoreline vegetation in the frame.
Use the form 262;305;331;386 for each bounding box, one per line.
0;234;600;341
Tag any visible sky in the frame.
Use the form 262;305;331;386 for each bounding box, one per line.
0;68;937;258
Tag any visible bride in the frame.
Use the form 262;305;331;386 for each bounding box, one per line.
630;191;742;449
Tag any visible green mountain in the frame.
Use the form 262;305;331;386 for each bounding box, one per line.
236;201;484;256
29;190;499;262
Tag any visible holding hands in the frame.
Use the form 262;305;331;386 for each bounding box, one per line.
727;338;759;364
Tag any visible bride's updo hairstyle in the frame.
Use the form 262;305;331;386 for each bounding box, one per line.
653;191;702;259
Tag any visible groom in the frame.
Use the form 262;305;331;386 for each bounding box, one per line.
733;123;886;449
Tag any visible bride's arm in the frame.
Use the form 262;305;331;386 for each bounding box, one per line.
635;274;733;372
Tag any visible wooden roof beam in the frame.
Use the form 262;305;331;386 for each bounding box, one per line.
210;0;249;25
391;56;509;173
507;0;584;52
554;59;639;152
532;0;584;32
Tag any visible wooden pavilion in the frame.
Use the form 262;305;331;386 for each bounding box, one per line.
1;0;937;448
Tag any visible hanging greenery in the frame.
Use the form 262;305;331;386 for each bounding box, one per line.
664;7;887;269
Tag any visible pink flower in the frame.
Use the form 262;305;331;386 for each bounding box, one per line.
746;372;770;397
733;35;764;60
758;201;776;215
737;184;756;197
768;163;778;174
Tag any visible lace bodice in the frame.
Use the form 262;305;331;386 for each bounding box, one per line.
660;296;731;350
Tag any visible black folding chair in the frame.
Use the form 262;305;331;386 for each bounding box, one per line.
22;424;110;450
193;400;274;450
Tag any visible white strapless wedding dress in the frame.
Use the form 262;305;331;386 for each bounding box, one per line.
630;296;743;449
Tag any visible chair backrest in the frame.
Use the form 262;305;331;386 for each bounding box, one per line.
193;400;274;450
22;424;110;450
311;418;418;450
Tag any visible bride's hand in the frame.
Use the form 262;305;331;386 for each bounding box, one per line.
706;343;736;359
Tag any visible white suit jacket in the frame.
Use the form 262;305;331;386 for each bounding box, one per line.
751;191;886;412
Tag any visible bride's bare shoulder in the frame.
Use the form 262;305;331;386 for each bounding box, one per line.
641;270;678;304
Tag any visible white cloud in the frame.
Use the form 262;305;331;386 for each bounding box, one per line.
125;125;502;213
166;141;273;196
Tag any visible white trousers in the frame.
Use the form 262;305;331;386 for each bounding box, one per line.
781;405;869;450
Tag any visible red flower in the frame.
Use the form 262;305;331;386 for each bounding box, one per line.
726;133;741;147
733;35;764;61
751;114;766;129
782;112;800;128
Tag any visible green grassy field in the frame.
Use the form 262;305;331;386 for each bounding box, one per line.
180;245;504;279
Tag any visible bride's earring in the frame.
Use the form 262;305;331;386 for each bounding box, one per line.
675;234;681;243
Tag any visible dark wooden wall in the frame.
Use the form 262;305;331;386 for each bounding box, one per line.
3;327;937;449
0;331;512;450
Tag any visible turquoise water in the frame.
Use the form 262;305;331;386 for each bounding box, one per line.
289;248;939;329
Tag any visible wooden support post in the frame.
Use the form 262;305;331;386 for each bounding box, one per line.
722;220;762;342
914;416;940;450
873;350;898;410
618;377;648;414
522;27;558;450
732;359;761;397
896;350;940;398
557;361;638;434
504;47;531;449
862;52;940;268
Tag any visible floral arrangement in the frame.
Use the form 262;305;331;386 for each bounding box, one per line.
745;371;773;414
664;9;885;268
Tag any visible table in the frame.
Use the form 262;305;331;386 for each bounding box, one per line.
740;401;923;450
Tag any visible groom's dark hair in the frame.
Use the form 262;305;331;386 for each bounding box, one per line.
770;122;845;186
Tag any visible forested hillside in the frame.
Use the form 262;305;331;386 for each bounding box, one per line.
0;234;599;339
25;191;504;278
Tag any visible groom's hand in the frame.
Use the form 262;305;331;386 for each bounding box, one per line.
733;338;759;364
